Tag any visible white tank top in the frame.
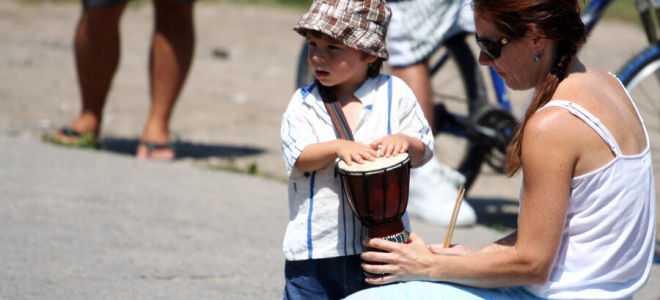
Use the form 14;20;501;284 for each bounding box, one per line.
525;98;656;299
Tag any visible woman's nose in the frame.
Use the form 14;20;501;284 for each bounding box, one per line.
477;51;492;66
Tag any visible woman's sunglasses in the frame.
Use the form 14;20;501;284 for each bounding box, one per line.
475;34;509;60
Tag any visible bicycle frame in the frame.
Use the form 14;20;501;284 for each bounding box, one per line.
582;0;614;36
636;0;660;43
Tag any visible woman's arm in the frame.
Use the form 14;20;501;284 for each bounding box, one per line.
361;109;579;287
430;231;518;256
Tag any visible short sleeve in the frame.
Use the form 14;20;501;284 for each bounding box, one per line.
281;89;319;175
393;77;434;166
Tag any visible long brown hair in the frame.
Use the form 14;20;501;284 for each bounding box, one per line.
472;0;586;175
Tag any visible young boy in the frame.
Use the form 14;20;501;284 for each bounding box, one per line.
280;0;434;298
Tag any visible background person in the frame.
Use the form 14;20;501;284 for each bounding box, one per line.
43;0;195;161
346;0;656;298
386;0;477;227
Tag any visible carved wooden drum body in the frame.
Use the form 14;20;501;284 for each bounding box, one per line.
336;153;411;243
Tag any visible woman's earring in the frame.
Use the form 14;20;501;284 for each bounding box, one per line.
533;54;542;62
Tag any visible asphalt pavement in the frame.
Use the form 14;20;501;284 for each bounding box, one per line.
0;135;658;299
1;136;287;299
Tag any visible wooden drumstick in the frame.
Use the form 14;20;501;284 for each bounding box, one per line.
443;186;466;248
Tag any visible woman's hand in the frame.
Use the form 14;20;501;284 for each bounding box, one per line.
429;244;476;256
360;233;441;285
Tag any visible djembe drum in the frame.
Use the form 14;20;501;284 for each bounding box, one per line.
336;152;411;244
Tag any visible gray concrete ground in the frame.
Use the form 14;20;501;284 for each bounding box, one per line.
2;136;659;299
0;1;658;299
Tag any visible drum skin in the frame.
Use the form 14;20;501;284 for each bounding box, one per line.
336;153;411;239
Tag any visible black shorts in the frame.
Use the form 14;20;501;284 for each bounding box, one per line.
82;0;194;9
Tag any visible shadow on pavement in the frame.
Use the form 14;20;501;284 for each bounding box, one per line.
100;137;265;159
466;197;519;229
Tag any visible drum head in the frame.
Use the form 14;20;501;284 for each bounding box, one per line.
337;153;410;176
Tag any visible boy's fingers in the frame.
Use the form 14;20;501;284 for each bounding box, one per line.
364;151;376;161
390;145;398;155
342;156;353;165
394;144;404;155
386;144;394;157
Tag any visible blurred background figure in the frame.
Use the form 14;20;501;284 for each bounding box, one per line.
387;0;476;226
43;0;195;161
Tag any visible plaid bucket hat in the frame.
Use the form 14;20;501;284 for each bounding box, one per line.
294;0;391;60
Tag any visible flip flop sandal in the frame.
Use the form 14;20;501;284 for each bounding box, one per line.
42;127;98;149
137;141;176;160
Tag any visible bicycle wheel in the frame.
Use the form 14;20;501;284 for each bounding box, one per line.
430;34;503;190
616;43;660;208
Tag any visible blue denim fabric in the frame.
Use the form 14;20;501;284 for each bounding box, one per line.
344;281;548;300
284;255;371;300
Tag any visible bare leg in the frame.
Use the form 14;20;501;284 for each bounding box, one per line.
68;3;127;138
136;0;195;160
390;62;434;132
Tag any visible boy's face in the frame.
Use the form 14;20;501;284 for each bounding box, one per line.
306;32;378;90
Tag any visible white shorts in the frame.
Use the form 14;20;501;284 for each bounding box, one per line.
386;0;474;67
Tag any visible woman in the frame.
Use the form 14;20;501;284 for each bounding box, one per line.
345;0;656;299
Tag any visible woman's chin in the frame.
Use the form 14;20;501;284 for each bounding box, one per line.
502;79;531;91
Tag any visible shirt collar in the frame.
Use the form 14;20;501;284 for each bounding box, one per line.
354;77;377;107
301;77;379;118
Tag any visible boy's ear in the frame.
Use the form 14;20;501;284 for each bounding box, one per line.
364;54;378;63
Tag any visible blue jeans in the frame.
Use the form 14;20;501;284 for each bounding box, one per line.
344;281;547;300
284;255;371;300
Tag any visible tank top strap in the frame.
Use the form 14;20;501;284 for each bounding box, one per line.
540;100;622;156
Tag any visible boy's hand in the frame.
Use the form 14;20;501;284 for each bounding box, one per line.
336;140;379;166
370;134;411;158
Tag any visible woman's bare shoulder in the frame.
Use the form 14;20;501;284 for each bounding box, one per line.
523;104;587;157
552;67;613;101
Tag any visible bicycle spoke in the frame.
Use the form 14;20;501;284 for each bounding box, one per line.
632;84;660;113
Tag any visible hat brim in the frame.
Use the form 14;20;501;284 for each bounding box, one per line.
294;21;389;60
